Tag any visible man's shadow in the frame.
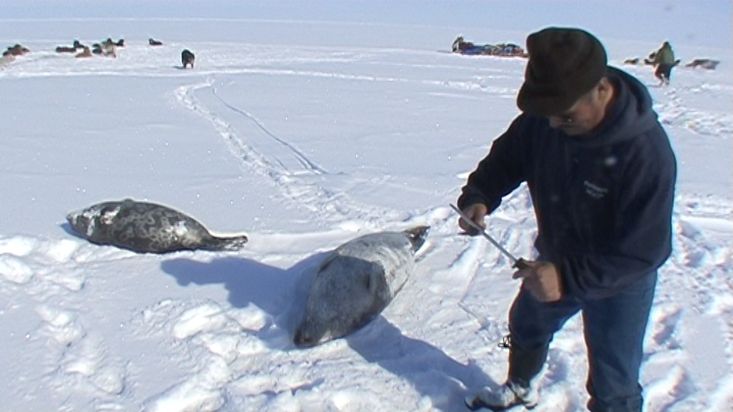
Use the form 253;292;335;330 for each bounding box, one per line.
161;254;498;408
160;252;328;348
346;317;497;410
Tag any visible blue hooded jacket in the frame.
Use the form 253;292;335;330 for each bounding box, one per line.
458;67;676;299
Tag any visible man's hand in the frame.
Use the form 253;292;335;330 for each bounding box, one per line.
457;203;488;235
513;260;563;302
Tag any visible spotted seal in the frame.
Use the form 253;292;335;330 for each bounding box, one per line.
293;226;429;347
66;199;248;253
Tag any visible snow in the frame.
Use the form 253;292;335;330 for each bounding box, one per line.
1;2;732;411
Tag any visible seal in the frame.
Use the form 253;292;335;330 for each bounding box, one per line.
686;58;719;70
66;199;248;253
293;225;429;347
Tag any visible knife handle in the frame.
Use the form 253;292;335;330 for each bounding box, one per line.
513;258;531;270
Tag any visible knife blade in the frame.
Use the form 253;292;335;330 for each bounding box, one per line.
450;204;529;269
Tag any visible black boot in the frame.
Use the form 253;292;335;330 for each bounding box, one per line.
508;338;548;387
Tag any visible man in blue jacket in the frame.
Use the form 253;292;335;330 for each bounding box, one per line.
458;27;676;412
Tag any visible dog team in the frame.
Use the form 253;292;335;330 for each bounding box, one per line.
2;38;195;69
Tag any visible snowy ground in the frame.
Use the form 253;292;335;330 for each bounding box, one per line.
0;15;731;412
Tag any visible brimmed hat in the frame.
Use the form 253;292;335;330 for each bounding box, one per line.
517;27;607;116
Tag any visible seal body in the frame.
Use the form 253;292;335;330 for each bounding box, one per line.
66;199;248;253
294;226;429;347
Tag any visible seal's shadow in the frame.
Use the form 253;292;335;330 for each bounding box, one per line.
160;252;329;347
347;317;496;409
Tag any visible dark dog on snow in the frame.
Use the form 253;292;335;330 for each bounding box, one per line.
181;49;195;69
56;40;86;54
4;44;30;56
102;38;124;47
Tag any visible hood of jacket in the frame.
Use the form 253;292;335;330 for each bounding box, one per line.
562;66;660;148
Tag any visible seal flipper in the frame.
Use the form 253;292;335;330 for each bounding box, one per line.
201;234;249;251
404;226;430;252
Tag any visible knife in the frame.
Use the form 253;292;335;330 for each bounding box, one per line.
450;204;530;269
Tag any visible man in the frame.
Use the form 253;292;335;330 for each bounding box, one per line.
457;27;676;411
650;41;676;85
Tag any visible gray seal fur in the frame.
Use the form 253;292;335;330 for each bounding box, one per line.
66;198;248;253
293;225;429;347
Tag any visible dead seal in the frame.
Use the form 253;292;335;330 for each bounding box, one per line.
293;226;429;347
686;58;720;70
66;198;248;253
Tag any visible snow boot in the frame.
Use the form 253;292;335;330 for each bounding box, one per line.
464;380;538;411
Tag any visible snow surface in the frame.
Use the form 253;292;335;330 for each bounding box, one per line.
1;5;732;412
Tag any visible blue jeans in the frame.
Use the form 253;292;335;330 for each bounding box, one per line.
507;273;657;412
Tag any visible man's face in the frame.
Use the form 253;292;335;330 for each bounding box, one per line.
547;79;611;136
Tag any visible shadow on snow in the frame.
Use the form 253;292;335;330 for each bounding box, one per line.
160;253;326;347
160;254;497;408
347;317;496;410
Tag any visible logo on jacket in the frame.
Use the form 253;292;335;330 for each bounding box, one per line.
584;180;608;199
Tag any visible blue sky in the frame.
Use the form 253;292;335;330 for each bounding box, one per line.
3;0;731;49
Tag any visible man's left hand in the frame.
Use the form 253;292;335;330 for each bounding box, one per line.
513;260;563;302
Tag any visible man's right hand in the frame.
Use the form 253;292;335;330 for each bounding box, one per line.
457;203;488;235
